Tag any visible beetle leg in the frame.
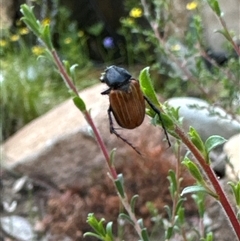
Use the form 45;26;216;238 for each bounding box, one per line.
107;106;142;155
144;96;171;147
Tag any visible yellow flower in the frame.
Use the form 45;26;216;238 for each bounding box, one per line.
186;1;198;10
0;39;7;47
171;44;181;51
42;18;51;26
10;34;20;42
129;8;143;18
31;45;45;55
78;30;84;38
64;37;72;44
19;27;29;35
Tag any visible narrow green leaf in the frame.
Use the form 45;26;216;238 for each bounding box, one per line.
137;218;144;229
42;24;53;50
20;4;41;37
189;126;206;154
70;64;79;82
106;222;113;239
167;170;177;197
83;232;103;239
118;213;134;225
175;198;185;215
215;29;232;42
207;0;222;16
213;0;221;16
130;195;139;213
141;228;150;241
73;96;86;112
115;174;125;198
182;158;204;183
228;181;240;206
192;193;206;218
109;148;116;166
205;135;226;154
178;206;185;224
181;185;208;196
165;226;173;239
164;205;172;220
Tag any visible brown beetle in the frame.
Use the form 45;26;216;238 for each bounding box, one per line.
100;65;170;154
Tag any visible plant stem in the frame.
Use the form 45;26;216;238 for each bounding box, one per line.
218;16;240;56
140;0;209;97
51;49;79;96
84;111;118;179
174;125;240;239
51;47;145;239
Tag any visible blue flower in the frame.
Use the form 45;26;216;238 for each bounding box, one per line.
103;37;115;49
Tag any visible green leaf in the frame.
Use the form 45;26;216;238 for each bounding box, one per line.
106;222;113;239
42;24;53;50
73;96;86;112
165;226;173;239
207;0;222;16
83;232;103;239
167;170;178;198
189;126;206;155
215;29;232;42
228;181;240;207
118;213;134;225
212;0;221;16
130;195;139;213
182;157;204;183
164;205;172;220
192;192;206;218
175;198;185;216
205;135;227;154
109;148;116;166
86;213;106;236
139;67;159;107
115;174;125;198
141;228;150;241
137;218;144;229
70;64;79;82
181;185;208;196
20;4;41;37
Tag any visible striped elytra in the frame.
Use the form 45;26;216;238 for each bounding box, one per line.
109;80;145;129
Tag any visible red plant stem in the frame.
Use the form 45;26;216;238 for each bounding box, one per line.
51;49;118;179
175;125;240;239
84;111;118;179
51;50;79;96
218;17;240;56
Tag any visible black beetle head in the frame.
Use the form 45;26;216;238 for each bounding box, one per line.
100;65;132;89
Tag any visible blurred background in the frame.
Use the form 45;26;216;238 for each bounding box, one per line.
1;0;239;141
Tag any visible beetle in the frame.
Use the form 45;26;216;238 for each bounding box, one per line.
100;65;170;154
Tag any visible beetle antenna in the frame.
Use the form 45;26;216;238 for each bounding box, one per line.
107;107;142;155
144;96;171;147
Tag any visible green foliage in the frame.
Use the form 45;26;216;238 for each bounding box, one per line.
13;1;240;240
228;181;240;209
1;53;67;140
84;213;114;241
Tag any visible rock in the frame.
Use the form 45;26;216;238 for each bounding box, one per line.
2;84;173;188
167;97;240;176
0;215;34;241
223;133;240;180
167;97;240;142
